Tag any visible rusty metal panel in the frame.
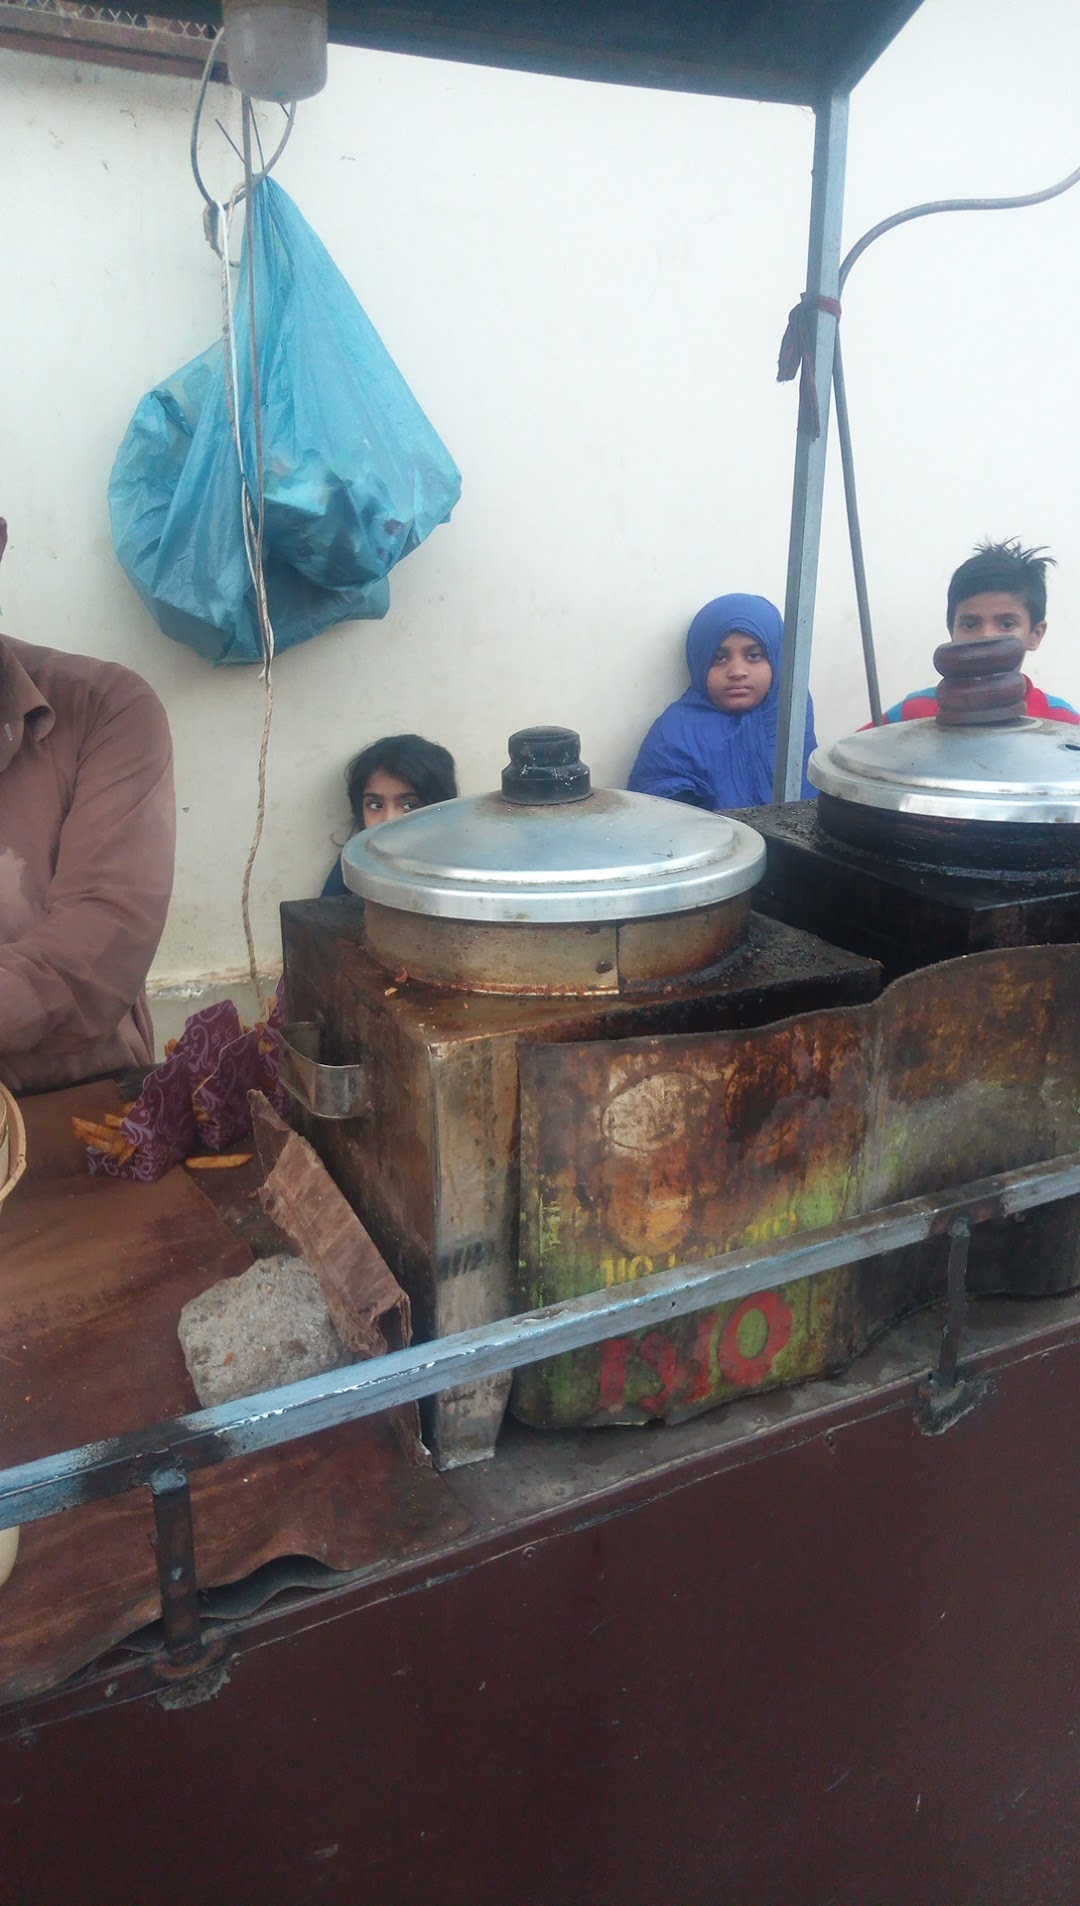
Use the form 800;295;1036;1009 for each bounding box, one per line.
867;942;1080;1297
868;943;1080;1199
280;904;441;1336
515;944;1080;1427
282;900;879;1464
426;1034;521;1466
515;1009;870;1426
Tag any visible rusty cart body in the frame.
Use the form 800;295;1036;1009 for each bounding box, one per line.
8;943;1080;1905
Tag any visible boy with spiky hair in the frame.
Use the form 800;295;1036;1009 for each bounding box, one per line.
882;539;1079;725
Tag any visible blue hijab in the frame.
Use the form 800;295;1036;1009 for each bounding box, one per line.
627;593;816;809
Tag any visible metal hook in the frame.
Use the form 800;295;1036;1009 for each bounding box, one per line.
190;28;297;211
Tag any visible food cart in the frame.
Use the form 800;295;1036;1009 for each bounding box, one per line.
8;6;1080;1903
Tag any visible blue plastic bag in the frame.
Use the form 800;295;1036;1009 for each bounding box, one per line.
109;179;462;665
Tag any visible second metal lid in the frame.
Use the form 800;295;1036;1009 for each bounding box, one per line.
809;718;1080;824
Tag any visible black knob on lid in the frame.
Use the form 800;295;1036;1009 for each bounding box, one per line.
501;727;592;805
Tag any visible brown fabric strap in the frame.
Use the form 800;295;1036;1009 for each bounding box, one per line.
776;293;843;440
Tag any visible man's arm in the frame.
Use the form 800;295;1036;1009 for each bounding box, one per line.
0;676;175;1058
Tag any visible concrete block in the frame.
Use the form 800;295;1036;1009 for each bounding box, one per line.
179;1253;352;1409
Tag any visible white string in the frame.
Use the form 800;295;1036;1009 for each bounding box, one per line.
212;188;275;1020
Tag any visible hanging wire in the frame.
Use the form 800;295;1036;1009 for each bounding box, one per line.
834;162;1080;723
236;95;276;1020
189;27;296;209
199;72;284;1018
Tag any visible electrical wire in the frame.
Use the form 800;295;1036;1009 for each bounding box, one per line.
835;162;1080;723
190;29;295;210
237;97;275;1022
206;107;279;1018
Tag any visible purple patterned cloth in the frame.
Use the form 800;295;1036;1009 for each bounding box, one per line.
87;994;289;1183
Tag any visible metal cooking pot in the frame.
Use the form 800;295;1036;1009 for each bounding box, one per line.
811;720;1080;870
809;633;1080;871
340;727;766;995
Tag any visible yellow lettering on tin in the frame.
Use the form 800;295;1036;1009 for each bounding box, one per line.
601;1253;656;1287
723;1211;799;1254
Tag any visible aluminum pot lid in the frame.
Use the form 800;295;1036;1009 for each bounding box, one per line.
341;729;765;923
809;717;1080;823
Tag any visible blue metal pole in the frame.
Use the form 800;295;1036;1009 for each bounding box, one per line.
2;1147;1079;1529
773;88;849;800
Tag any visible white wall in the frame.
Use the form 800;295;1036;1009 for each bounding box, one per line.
826;0;1080;732
1;0;1080;990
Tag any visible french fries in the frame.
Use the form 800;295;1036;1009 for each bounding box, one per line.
70;1116;136;1163
71;1113;252;1174
184;1154;253;1171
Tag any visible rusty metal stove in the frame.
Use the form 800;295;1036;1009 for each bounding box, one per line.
279;729;879;1467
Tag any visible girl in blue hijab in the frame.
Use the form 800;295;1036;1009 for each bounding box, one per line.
627;593;816;809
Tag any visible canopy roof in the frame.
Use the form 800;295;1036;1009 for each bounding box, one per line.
146;0;922;103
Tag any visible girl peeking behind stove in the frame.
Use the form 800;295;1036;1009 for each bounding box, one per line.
627;593;816;810
322;734;458;898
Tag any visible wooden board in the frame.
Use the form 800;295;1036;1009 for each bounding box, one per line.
0;1082;467;1704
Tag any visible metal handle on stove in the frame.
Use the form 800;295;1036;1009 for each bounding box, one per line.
278;1020;370;1121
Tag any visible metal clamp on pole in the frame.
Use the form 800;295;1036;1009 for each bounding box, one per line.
149;1466;217;1674
915;1218;989;1434
277;1020;370;1121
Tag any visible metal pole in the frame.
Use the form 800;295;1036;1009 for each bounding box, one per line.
833;336;883;724
3;1147;1080;1530
773;88;849;800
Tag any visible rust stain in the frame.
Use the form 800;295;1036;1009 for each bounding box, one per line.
515;943;1080;1429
